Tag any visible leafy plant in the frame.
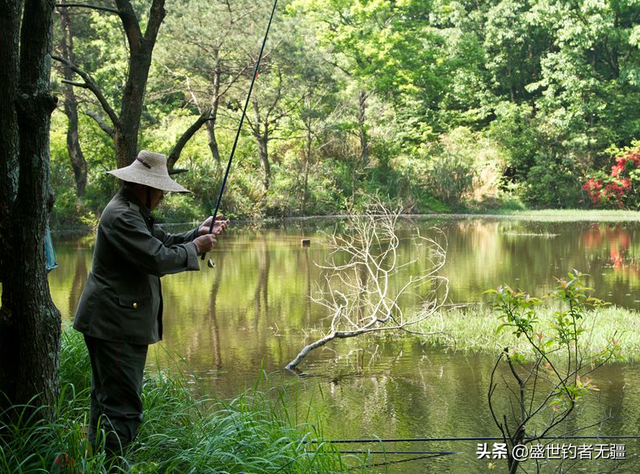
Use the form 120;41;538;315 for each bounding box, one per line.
486;271;620;474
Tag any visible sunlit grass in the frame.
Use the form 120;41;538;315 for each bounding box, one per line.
0;330;352;473
473;209;640;221
421;304;640;360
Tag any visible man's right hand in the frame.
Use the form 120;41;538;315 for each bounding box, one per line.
193;234;217;254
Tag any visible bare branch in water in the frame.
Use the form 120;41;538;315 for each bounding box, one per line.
286;201;448;370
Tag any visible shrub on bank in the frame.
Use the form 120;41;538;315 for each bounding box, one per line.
583;148;640;209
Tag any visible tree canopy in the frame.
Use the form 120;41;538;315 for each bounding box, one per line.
47;0;640;228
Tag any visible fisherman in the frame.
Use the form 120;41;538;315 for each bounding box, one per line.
73;150;228;466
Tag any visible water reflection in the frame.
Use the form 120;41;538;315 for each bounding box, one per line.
439;220;640;307
47;218;640;473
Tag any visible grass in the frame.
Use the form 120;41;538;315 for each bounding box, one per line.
0;330;353;474
464;208;640;221
421;303;640;360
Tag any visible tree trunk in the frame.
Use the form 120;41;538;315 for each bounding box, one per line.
358;89;369;168
258;128;271;191
0;0;21;237
0;0;22;285
114;0;165;167
116;47;154;167
59;0;88;198
206;120;221;163
0;0;62;418
302;118;312;215
350;89;369;200
252;99;271;191
207;54;222;164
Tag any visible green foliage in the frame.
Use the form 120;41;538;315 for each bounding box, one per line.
488;270;613;357
0;331;348;473
523;154;583;208
48;0;640;226
488;102;540;182
489;286;542;339
153;194;201;224
425;152;475;208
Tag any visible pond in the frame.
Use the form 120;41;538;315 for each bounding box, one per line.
47;217;640;473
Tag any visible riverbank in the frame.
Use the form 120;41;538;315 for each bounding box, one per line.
419;304;639;361
0;331;350;474
50;207;640;234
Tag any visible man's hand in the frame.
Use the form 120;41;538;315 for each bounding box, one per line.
199;215;229;236
193;234;217;254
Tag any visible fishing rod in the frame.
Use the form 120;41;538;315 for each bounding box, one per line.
202;0;279;268
306;435;640;465
309;450;461;469
308;435;640;444
344;451;459;469
364;453;456;468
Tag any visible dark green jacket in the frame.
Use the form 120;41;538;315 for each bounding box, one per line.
74;189;200;344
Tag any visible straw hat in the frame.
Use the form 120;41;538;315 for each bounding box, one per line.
107;150;190;193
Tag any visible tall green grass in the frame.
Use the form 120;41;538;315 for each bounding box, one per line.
421;304;639;360
0;330;351;473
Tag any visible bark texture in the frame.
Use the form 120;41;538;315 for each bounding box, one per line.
114;0;165;167
0;0;62;416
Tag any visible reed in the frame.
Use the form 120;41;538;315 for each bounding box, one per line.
0;330;351;473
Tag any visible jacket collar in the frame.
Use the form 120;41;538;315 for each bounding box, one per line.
119;187;152;218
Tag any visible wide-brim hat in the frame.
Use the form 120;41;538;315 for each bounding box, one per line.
107;150;190;193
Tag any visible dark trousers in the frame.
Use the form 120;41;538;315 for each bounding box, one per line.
84;335;148;457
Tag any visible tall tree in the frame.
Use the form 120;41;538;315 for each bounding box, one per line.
528;0;640;168
54;0;166;168
158;0;262;167
0;0;62;414
290;0;449;189
57;0;88;199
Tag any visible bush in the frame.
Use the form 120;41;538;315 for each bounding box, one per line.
523;154;582;208
426;151;476;208
582;148;640;209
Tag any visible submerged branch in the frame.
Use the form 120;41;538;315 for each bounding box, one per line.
286;202;448;370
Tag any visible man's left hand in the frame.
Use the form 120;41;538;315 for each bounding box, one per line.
199;215;229;236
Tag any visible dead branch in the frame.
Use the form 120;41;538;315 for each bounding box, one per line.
286;202;448;370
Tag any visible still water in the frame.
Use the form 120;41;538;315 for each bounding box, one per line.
49;217;640;473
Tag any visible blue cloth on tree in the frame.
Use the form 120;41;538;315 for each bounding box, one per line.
45;227;58;271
